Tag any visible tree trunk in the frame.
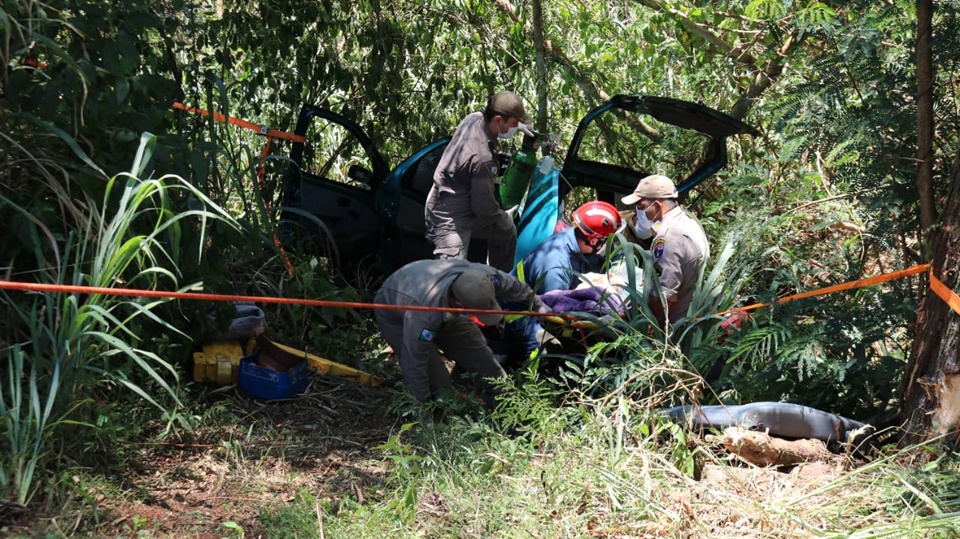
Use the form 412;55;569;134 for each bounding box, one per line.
531;0;548;133
900;147;960;448
915;0;938;251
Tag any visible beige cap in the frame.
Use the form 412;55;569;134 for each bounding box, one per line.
488;91;533;125
621;174;678;205
451;270;503;326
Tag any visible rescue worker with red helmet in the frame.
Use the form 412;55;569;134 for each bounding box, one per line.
503;201;623;364
513;201;624;293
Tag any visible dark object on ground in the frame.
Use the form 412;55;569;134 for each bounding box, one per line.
254;334;304;372
663;402;872;446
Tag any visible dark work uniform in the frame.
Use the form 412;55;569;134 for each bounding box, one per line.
424;112;516;271
373;259;541;402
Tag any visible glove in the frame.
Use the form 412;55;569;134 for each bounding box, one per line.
505;205;519;219
533;297;552;314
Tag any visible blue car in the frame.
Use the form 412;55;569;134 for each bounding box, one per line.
280;95;757;278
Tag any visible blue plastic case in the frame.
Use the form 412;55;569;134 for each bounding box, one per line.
237;352;308;400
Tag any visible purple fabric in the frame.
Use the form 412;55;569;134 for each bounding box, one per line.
540;287;623;315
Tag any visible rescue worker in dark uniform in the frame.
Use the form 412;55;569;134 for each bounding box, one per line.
424;91;534;272
373;259;548;409
621;175;709;325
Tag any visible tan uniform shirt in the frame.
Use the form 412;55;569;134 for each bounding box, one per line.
650;207;709;323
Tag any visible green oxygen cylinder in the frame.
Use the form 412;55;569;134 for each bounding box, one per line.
499;133;539;210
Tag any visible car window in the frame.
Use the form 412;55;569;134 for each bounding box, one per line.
299;118;376;189
574;110;708;192
400;143;446;197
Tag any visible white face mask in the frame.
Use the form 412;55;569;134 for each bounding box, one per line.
632;208;655;239
498;125;519;139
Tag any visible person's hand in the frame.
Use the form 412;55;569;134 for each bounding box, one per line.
534;298;552;314
505;205;519;219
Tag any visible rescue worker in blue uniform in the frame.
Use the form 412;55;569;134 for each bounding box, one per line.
424;91;534;272
506;201;624;362
515;201;624;293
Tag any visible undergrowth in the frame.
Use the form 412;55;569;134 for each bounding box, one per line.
255;382;960;539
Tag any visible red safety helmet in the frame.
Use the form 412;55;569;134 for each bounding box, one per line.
571;201;623;240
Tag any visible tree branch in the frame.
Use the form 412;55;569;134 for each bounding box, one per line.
632;0;759;66
490;0;660;140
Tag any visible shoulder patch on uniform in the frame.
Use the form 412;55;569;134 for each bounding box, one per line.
652;237;667;259
419;328;435;342
488;273;500;287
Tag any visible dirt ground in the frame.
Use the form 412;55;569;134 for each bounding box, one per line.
2;371;405;539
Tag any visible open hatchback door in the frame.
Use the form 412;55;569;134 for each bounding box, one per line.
514;95;758;262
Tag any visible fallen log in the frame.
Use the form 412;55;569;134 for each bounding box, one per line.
706;427;839;467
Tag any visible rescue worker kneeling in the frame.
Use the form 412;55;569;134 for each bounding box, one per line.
373;259;549;414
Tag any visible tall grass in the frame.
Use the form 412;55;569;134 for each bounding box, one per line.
0;346;64;507
0;133;243;508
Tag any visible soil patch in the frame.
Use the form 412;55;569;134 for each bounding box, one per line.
8;373;404;539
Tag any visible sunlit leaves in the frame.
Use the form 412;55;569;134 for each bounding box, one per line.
745;0;787;21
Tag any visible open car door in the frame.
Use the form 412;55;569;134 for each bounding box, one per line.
376;139;451;275
280;106;391;273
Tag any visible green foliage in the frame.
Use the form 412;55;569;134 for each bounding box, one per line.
254;397;960;538
3;0;959;526
491;364;570;437
256;489;325;538
0;134;243;506
0;345;67;506
264;256;373;369
373;423;423;523
219;520;244;539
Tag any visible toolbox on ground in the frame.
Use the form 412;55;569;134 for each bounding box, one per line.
192;340;253;385
193;334;383;393
237;350;309;400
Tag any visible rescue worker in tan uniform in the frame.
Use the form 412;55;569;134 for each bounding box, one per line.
373;259;548;409
424;91;534;272
621;175;709;325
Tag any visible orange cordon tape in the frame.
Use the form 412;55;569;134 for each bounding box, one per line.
173;101;297;276
172;102;305;144
1;263;956;323
717;264;934;316
930;266;960;316
0;281;552;320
